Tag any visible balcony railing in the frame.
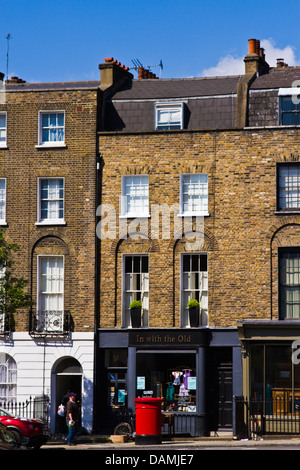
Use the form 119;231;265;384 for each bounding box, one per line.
30;310;73;336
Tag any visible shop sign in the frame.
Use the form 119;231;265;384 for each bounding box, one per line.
129;330;202;346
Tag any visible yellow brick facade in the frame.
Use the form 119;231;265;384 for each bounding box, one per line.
98;128;300;328
0;85;98;332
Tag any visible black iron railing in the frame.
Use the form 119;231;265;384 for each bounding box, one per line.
30;310;73;335
0;395;49;422
235;395;300;439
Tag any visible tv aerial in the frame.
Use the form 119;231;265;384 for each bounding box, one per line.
130;59;163;76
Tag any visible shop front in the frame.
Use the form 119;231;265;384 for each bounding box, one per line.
97;328;242;436
237;320;300;435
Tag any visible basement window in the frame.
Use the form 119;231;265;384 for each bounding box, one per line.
155;102;184;130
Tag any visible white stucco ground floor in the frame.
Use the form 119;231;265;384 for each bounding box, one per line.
0;332;94;434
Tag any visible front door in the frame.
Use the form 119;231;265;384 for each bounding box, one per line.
209;348;233;431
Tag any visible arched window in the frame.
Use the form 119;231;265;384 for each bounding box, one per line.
0;353;17;402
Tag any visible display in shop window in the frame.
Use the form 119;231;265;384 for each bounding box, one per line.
136;355;196;412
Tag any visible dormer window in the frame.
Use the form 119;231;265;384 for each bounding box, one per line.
155;102;184;130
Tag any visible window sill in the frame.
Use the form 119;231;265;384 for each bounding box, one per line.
177;212;209;217
119;214;150;219
35;220;66;226
0;222;7;226
35;143;66;149
274;211;300;215
0;145;8;149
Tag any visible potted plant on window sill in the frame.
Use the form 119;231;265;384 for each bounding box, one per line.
187;299;200;327
130;300;142;328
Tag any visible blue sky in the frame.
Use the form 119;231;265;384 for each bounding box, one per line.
0;0;300;83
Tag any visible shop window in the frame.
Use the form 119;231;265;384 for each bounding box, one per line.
136;353;196;412
123;255;149;327
181;253;208;326
105;349;128;411
249;344;300;414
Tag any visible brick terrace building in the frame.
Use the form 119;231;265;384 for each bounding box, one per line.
96;40;300;437
0;76;99;433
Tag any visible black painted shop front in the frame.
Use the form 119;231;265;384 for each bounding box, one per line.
97;328;242;436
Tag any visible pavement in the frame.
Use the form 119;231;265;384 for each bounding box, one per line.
41;433;300;450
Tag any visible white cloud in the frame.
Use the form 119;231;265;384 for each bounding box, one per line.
201;39;300;77
260;39;297;67
202;55;244;77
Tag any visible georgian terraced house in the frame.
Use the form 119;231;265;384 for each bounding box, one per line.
2;38;300;437
0;75;98;433
96;39;300;437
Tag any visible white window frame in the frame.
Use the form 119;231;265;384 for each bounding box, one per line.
122;254;149;328
179;173;209;216
155;102;184;130
0;178;6;225
36;110;66;147
180;252;208;327
37;255;64;333
36;177;65;225
120;175;149;218
0;112;7;148
0;354;17;402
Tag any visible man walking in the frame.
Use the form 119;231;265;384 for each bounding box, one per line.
66;392;80;446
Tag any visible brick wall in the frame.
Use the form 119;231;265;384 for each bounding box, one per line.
0;86;98;332
98;127;300;328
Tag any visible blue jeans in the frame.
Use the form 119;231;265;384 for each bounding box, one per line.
67;421;78;444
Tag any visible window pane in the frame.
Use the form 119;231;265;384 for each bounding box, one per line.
40;178;64;221
38;256;64;332
280;250;300;319
156;104;183;129
136;353;196;412
281;97;300;125
278;164;300;210
123;255;149;327
41;112;64;143
181;174;208;214
0;179;6;221
123;176;149;216
181;253;208;326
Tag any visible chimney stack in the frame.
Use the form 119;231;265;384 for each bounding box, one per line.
244;38;269;75
137;66;158;79
99;57;133;91
276;58;288;68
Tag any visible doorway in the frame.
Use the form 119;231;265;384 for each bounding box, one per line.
209;348;233;431
53;357;83;433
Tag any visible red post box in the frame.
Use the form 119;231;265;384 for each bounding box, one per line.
134;397;163;445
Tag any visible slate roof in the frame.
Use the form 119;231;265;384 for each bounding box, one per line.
107;75;242;101
250;67;300;90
